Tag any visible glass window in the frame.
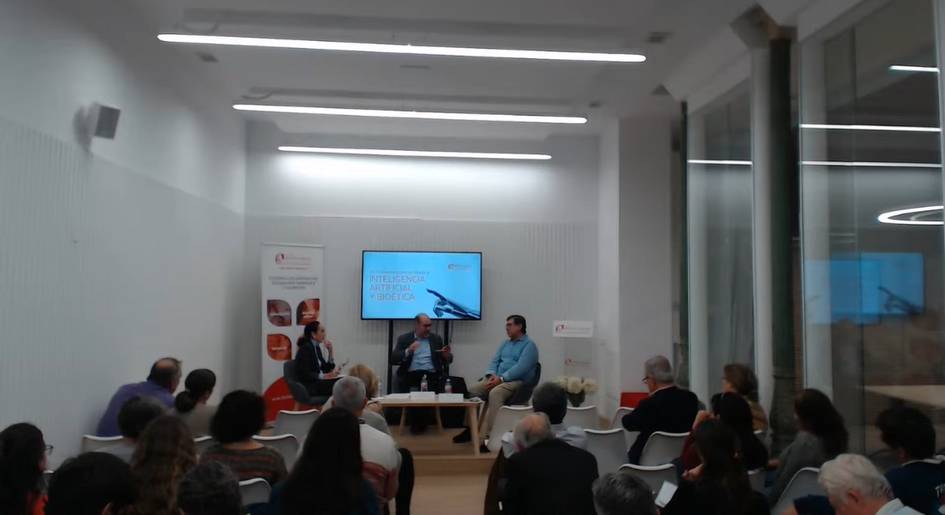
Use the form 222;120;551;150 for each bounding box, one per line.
799;0;943;453
687;85;755;396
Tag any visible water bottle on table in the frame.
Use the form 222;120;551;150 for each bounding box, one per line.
420;374;428;392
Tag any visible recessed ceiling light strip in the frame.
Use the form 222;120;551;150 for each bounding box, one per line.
889;65;939;73
157;34;646;63
234;104;587;124
278;146;552;160
801;161;941;168
687;159;752;166
801;123;940;133
877;205;944;226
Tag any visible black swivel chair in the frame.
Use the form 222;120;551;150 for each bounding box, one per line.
506;362;541;405
283;360;329;408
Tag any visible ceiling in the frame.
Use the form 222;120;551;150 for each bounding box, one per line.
124;0;754;141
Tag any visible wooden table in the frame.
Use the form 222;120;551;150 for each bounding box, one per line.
864;385;945;409
377;396;483;455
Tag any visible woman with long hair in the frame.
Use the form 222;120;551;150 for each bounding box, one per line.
175;368;217;436
663;419;768;515
0;423;48;515
271;407;379;515
767;388;848;503
295;321;340;397
131;415;197;515
722;363;768;431
680;393;768;473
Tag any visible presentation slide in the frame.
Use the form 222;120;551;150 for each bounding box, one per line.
361;251;482;320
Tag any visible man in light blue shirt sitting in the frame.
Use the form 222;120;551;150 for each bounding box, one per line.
462;314;538;451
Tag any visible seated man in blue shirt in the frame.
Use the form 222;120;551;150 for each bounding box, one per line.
456;315;538;452
96;357;181;436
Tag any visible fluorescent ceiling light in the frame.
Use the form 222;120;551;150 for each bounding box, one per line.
687;159;752;166
158;34;646;63
877;205;944;226
279;146;551;160
234;104;586;124
801;123;940;133
889;65;939;73
801;160;942;169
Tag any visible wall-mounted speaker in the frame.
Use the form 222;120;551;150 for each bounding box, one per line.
90;103;121;139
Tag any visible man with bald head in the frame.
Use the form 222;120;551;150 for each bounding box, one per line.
96;357;181;436
391;313;452;433
505;413;599;515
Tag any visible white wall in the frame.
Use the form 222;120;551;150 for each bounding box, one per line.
596;118;623;416
244;122;600;398
0;0;249;464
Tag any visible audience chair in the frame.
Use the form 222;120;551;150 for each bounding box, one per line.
252;434;300;470
194;435;214;456
486;405;533;453
273;409;319;444
563;405;598;429
283;361;329;408
771;467;824;515
618;463;677;494
238;478;272;508
748;468;765;492
638;431;689;466
584;428;626;476
611;407;637;449
81;435;122;453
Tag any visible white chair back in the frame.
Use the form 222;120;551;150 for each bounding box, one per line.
639;431;689;466
273;409;319;443
253;434;300;470
618;463;677;494
487;405;533;452
238;478;272;507
748;468;765;492
611;407;633;429
771;467;824;515
81;435;122;453
584;428;626;476
194;435;214;456
563;405;599;429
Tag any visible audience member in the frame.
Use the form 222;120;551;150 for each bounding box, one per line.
131;414;197;515
270;407;381;515
97;357;182;436
323;364;390;435
680;392;768;473
332;376;403;510
45;452;137;515
175;368;218;437
201;390;288;485
622;355;699;464
504;413;598;515
819;454;922;515
98;396;165;463
0;423;48;515
722;363;768;431
769;389;848;503
663;419;768;515
593;470;659;515
501;381;587;456
877;407;945;513
178;461;242;515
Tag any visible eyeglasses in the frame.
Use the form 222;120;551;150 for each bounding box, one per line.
422;323;433;328
44;444;54;456
641;377;650;384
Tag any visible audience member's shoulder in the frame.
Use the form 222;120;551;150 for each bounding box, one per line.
361;422;395;444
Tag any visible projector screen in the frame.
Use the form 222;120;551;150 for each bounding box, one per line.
361;251;482;320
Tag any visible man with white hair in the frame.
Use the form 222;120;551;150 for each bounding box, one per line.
621;355;699;464
819;454;922;515
504;413;598;515
332;376;403;508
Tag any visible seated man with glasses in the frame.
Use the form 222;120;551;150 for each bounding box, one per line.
621;355;699;464
391;312;453;433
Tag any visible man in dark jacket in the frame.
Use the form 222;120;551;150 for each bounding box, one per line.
622;355;699;464
391;313;452;432
504;413;598;515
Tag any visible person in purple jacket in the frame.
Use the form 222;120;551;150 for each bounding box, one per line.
96;357;181;436
460;315;539;453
